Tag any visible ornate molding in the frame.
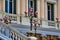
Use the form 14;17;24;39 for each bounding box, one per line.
46;0;56;3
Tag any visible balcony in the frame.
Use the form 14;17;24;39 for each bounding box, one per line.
0;11;60;29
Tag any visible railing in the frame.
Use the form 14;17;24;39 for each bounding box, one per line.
0;32;12;40
40;19;60;29
0;22;28;40
0;11;60;29
0;11;60;40
0;11;38;40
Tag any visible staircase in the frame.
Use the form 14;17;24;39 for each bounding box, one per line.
0;33;12;40
0;23;37;40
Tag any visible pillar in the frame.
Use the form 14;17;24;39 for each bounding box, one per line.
16;0;20;24
58;0;60;21
54;2;57;21
3;0;5;12
40;0;44;19
54;2;58;29
21;0;25;15
44;1;47;20
37;0;40;19
25;0;28;12
0;0;2;11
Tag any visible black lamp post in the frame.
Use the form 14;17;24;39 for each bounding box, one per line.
30;8;33;31
33;11;39;36
34;19;37;36
27;8;38;36
56;17;59;29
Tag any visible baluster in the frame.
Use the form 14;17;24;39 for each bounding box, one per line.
17;36;19;40
19;37;21;40
0;27;1;32
18;37;20;40
1;27;5;35
15;33;17;40
11;31;14;40
13;32;15;40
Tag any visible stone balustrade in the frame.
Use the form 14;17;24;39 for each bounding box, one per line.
0;11;60;29
0;23;29;40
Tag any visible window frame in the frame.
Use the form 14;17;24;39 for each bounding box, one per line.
5;0;16;14
47;3;54;21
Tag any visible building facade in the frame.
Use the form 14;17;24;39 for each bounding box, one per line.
0;0;60;21
0;0;60;25
0;0;60;40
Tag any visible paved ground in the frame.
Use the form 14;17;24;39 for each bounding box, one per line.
11;24;60;37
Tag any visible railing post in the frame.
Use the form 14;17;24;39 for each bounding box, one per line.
15;34;17;40
12;32;14;40
20;14;22;23
17;36;20;40
56;17;59;29
17;15;20;24
30;8;33;32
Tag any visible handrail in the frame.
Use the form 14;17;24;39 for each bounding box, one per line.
1;23;28;40
0;11;58;23
0;12;60;23
0;33;12;40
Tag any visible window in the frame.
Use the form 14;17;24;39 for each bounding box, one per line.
47;3;55;26
28;0;37;16
5;0;16;14
47;3;54;21
34;0;37;17
5;0;8;13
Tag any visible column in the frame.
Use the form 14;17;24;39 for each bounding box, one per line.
54;3;57;21
21;0;25;15
0;0;3;18
57;0;60;29
25;0;28;12
37;0;40;19
16;0;20;24
58;0;60;21
0;0;2;11
40;0;44;19
44;1;47;20
0;0;1;11
22;0;30;25
3;0;5;12
54;3;58;29
41;0;47;28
